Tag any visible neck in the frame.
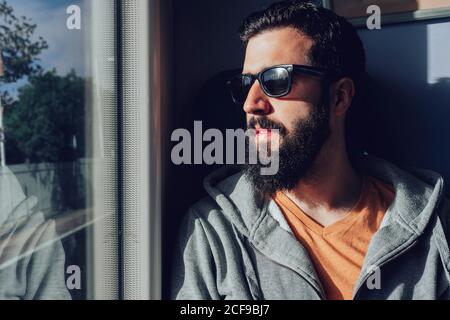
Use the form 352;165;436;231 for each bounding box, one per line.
285;135;363;225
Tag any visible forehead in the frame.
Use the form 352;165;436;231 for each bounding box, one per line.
243;27;314;74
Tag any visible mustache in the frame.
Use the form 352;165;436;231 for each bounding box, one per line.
247;117;287;136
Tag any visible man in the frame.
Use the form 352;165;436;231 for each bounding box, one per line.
172;1;450;300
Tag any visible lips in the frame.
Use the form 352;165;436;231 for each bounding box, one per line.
256;128;272;137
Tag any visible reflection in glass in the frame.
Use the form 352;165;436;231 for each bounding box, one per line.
0;0;118;299
0;166;70;299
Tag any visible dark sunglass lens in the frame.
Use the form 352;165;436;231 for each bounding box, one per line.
229;76;252;104
261;68;290;96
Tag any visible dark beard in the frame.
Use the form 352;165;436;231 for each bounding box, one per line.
243;102;330;198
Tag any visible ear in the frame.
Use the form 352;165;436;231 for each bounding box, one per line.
330;77;355;117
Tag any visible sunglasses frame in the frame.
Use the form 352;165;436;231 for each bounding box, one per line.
226;64;339;104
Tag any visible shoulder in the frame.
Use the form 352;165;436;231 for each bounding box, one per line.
180;195;236;243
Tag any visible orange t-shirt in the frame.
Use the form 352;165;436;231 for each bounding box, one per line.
273;175;395;300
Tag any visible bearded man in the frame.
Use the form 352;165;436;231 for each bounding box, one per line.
171;1;450;300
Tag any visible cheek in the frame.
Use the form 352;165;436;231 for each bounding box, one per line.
272;102;313;133
291;77;322;105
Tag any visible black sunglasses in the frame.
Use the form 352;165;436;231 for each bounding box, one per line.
226;64;340;104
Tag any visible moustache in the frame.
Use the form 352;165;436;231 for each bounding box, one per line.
247;117;287;137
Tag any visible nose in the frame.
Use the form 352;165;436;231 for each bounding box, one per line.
242;80;272;116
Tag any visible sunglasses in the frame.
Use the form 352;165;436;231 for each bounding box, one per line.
226;64;339;104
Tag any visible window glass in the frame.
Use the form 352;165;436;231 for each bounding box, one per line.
0;0;118;299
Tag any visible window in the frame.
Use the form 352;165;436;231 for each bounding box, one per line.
0;0;120;299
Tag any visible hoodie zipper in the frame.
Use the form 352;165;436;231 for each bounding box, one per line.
352;238;419;299
249;242;326;299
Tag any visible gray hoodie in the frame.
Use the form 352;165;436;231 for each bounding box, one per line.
172;154;450;299
0;167;71;300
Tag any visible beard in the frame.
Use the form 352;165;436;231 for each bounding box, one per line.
242;101;330;198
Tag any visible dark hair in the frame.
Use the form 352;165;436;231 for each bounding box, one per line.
239;0;366;87
239;0;368;154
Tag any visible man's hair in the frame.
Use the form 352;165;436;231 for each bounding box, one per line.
239;0;366;89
